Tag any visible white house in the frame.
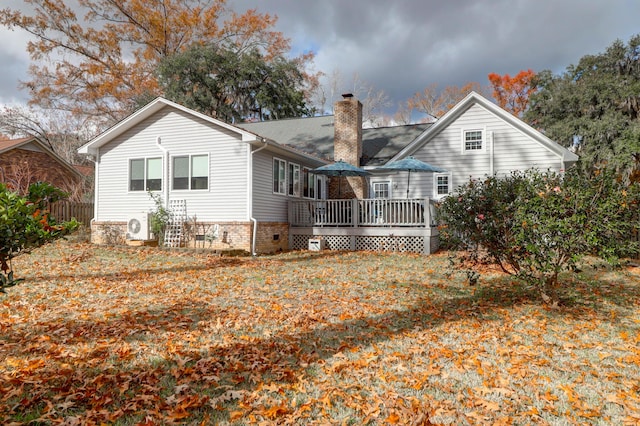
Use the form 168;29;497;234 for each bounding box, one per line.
78;92;578;254
77;97;326;254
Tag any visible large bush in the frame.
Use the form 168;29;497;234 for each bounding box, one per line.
438;168;639;302
0;182;79;292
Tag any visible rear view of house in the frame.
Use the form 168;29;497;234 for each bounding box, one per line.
79;92;578;254
77;98;326;254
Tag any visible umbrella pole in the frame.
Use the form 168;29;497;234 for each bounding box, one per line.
406;170;411;198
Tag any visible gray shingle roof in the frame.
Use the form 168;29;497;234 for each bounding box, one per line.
237;116;431;166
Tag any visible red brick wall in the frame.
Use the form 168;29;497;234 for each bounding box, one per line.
0;149;81;195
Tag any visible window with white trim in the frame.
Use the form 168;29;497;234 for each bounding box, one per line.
273;158;287;194
302;167;315;198
288;162;301;197
372;181;390;199
463;130;484;152
172;154;209;190
129;157;162;191
434;173;451;197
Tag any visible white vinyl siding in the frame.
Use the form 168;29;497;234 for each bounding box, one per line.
95;106;248;222
408;103;564;198
252;150;320;221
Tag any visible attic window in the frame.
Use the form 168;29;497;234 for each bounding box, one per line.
463;130;484;152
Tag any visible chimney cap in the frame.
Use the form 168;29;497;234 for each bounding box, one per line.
341;93;354;99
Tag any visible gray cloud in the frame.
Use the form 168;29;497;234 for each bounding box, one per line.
1;0;639;112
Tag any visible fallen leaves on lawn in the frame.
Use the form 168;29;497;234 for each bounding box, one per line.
0;241;639;424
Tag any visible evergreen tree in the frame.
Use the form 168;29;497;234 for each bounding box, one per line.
525;35;640;179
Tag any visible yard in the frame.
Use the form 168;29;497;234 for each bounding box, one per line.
1;240;639;425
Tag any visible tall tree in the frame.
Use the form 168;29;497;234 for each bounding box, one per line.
525;35;640;178
407;82;487;122
488;69;536;116
157;44;311;122
0;0;295;125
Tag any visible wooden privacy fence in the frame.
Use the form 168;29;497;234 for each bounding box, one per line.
47;201;94;225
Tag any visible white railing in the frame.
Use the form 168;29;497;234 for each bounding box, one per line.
289;198;436;228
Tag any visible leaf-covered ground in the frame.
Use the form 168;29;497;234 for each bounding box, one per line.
1;240;639;425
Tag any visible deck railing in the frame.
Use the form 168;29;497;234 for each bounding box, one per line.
289;198;437;228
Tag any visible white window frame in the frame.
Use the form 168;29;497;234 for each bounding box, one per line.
129;157;162;192
171;154;209;191
372;181;391;199
302;167;315;199
273;157;287;195
433;173;452;198
462;129;485;153
316;175;327;200
288;162;301;197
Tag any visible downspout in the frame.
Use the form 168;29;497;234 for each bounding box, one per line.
489;130;494;175
88;150;99;226
248;138;269;256
155;136;169;207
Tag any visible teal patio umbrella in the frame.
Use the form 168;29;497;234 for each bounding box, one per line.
379;156;446;198
312;160;370;196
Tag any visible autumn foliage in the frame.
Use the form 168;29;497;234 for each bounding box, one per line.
0;0;297;124
488;69;537;116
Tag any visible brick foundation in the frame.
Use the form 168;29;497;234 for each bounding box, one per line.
91;220;288;254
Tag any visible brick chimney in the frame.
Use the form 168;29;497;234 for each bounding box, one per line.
331;94;367;199
334;93;362;167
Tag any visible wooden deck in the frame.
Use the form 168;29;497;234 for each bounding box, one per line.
288;198;439;254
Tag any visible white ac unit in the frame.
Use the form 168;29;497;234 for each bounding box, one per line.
127;213;151;240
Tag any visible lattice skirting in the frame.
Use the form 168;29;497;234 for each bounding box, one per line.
291;234;427;253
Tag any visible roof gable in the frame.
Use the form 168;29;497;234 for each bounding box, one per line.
78;97;260;156
392;91;579;163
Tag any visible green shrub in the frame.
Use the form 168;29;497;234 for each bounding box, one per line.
0;182;79;292
438;168;640;302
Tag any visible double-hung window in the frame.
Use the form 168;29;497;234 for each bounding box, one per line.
288;163;301;197
172;154;209;190
372;181;390;199
129;157;162;191
463;130;484;152
273;158;287;195
434;173;451;197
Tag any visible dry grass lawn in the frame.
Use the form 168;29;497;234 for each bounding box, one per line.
1;239;639;425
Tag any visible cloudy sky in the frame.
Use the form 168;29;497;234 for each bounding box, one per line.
1;0;639;112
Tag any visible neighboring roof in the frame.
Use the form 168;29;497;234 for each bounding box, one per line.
393;91;580;164
78;97;326;165
0;136;84;179
238;117;432;166
0;137;38;153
